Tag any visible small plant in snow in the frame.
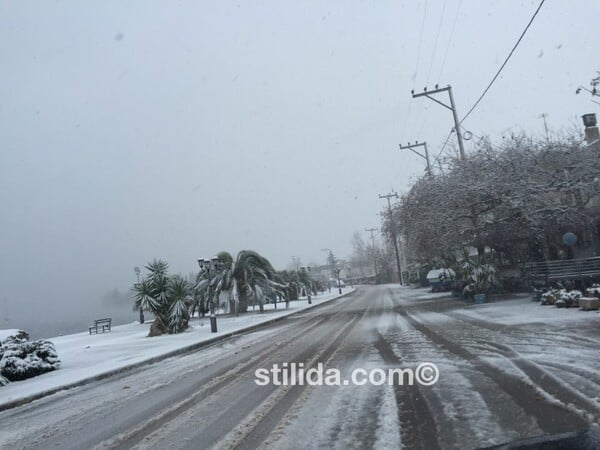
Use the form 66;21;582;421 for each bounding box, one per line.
0;332;60;383
456;252;499;299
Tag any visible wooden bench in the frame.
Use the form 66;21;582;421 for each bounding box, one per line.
89;318;112;335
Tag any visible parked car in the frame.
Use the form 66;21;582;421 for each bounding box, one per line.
427;268;455;292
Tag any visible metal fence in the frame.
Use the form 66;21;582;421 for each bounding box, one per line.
523;256;600;281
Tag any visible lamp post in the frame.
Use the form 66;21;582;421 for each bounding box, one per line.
197;256;221;333
134;266;144;324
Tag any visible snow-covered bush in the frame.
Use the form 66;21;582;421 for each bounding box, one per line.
541;291;557;305
0;331;60;383
541;289;581;308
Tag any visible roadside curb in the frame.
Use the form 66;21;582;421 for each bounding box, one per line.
0;289;355;412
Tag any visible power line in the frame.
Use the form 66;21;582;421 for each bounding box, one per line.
459;0;546;125
413;0;428;90
425;0;447;85
436;0;462;82
417;0;448;139
435;129;454;161
406;0;428;139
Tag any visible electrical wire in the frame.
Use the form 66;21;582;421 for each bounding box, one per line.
425;0;447;85
406;0;429;140
415;0;448;139
435;129;454;161
413;0;428;90
459;0;546;125
436;0;462;83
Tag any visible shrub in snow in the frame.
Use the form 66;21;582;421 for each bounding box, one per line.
0;334;60;382
541;289;580;307
132;259;191;336
0;374;8;386
541;291;557;305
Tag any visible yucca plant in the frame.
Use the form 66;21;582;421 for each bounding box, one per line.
132;259;191;336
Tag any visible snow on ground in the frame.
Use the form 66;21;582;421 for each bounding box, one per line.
459;296;600;328
0;290;352;408
397;289;600;423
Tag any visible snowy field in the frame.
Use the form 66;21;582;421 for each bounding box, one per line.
0;290;352;409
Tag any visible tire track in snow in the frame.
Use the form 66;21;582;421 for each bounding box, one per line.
393;303;589;434
438;310;600;420
373;330;440;450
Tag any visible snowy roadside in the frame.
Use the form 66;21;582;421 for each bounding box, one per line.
0;289;354;411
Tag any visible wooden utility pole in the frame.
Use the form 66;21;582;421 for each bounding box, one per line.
399;141;432;176
412;85;465;160
539;113;549;142
365;227;378;282
378;193;404;285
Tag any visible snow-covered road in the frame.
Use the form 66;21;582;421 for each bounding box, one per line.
1;286;599;449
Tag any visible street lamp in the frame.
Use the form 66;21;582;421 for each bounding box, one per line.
197;256;221;333
134;266;144;324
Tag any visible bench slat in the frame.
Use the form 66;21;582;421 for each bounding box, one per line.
89;318;112;334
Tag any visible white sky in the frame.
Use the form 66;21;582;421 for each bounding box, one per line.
1;0;599;322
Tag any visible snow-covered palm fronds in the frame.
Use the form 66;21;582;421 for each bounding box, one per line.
233;250;282;312
133;279;160;315
167;276;190;333
194;251;235;315
132;259;191;336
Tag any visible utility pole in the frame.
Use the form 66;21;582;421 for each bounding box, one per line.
378;193;404;285
539;113;549;142
398;141;432;176
412;85;465;160
365;227;378;283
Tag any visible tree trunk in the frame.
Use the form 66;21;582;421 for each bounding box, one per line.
148;317;168;337
237;292;249;313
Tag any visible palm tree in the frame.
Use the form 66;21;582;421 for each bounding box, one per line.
167;276;191;333
233;250;285;313
132;259;191;336
195;250;285;314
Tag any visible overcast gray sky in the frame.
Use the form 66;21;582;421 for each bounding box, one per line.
1;1;599;327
